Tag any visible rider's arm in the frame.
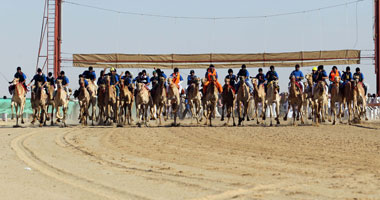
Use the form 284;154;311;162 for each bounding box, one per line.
64;77;69;87
274;72;279;80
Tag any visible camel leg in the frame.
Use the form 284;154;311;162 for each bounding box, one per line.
284;102;290;121
238;102;243;126
11;101;15;120
62;106;67;127
232;103;236;126
221;104;225;121
331;102;336;125
245;103;250;122
275;102;280;125
14;104;19;127
269;104;273;126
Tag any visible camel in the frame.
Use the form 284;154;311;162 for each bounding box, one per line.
264;80;281;126
86;79;97;125
330;76;344;125
10;78;26;127
203;76;219;126
151;77;167;126
167;77;180;126
78;78;90;126
46;82;55;125
284;76;304;126
236;76;250;126
104;76;118;125
31;82;48;127
303;74;314;120
312;81;327;125
221;78;236;126
251;78;266;125
353;76;368;121
119;79;133;126
187;77;202;124
52;79;70;127
135;82;150;127
342;81;354;125
97;84;106;125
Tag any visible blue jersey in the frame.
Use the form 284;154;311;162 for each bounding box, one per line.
187;75;197;85
266;71;279;82
79;79;88;87
342;72;353;82
57;76;69;85
121;75;133;85
14;72;27;82
353;72;364;82
225;74;237;87
97;76;106;85
108;73;119;85
237;69;250;81
255;73;266;85
290;70;304;81
32;74;47;84
82;70;96;80
46;76;55;86
313;70;328;82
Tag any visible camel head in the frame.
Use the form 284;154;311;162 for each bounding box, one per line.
239;76;246;82
105;75;111;85
251;77;258;86
290;75;296;83
201;78;207;85
12;78;20;85
159;76;166;83
334;76;341;84
224;78;230;85
136;82;144;91
37;81;43;88
56;79;63;88
167;77;174;86
79;77;86;88
353;75;360;83
193;77;200;85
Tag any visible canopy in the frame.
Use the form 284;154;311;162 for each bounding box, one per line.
73;49;360;69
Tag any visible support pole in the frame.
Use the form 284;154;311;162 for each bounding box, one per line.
375;0;380;95
54;0;62;78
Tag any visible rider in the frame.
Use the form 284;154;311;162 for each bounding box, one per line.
342;66;353;87
187;70;198;88
328;66;342;92
265;65;279;93
289;64;304;93
312;66;318;83
97;70;106;85
108;67;120;97
353;67;367;94
82;66;96;82
170;68;184;94
10;66;27;95
136;70;150;86
312;65;328;95
203;64;223;94
27;68;48;94
255;68;266;87
56;71;70;98
46;72;56;88
150;70;159;88
225;69;237;93
236;64;253;93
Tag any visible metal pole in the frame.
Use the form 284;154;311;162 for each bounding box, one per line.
54;0;62;78
375;0;380;95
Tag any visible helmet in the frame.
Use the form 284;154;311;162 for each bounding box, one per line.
17;66;21;71
110;67;116;72
190;70;195;74
356;67;360;72
241;64;247;69
174;68;179;73
312;67;317;71
228;69;233;73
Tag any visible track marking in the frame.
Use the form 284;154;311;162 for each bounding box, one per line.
11;131;150;200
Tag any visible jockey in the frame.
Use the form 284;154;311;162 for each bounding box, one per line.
313;65;328;87
27;68;48;94
289;64;304;93
82;66;96;82
203;64;223;94
156;68;167;88
236;64;253;93
46;72;56;88
312;66;318;83
328;66;342;92
97;70;106;85
136;70;151;86
150;70;159;88
170;68;184;93
108;67;120;97
56;71;70;98
9;66;27;95
187;70;198;88
255;68;266;87
353;67;367;94
225;69;237;92
341;66;353;86
265;65;279;93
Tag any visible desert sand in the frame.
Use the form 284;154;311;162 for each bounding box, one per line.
1;119;380;200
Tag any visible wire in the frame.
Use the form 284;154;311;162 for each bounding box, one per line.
63;0;368;21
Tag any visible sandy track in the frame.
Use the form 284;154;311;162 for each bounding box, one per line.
1;120;380;199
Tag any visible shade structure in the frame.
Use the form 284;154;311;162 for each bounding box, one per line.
73;49;361;69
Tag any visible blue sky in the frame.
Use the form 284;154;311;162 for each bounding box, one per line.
0;0;376;96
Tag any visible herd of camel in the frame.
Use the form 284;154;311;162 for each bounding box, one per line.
9;72;368;128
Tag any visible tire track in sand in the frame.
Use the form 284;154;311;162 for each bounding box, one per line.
11;130;150;200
